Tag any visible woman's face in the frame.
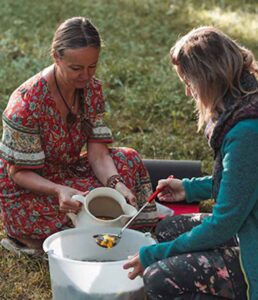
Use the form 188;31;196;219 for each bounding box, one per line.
175;66;194;98
54;47;100;89
184;83;193;97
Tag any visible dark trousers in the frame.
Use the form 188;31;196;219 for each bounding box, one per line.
143;214;247;300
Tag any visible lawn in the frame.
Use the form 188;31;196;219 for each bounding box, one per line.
0;0;257;299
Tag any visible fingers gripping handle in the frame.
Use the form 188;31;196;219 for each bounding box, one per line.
148;175;174;203
71;194;85;204
67;195;85;225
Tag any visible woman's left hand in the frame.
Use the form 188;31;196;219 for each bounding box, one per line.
123;253;144;280
115;182;137;207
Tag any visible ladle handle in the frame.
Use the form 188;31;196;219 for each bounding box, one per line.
147;188;162;203
120;175;175;234
120;187;164;234
146;175;175;204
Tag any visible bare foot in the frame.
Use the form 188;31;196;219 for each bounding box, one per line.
16;237;44;249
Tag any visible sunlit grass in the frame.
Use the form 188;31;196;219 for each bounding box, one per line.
190;6;258;46
0;1;257;299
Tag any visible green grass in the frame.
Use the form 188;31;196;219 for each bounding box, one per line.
0;0;257;299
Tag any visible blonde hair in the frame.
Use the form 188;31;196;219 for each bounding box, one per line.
170;26;258;130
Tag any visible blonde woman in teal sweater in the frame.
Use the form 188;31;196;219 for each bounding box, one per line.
124;27;258;300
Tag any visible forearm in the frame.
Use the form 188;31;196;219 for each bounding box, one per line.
140;123;258;268
182;175;213;203
11;169;60;196
89;153;118;185
140;216;232;268
88;143;119;185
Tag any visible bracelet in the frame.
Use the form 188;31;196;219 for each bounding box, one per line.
106;174;125;189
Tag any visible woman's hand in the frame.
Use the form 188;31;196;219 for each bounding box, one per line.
115;182;137;207
157;177;185;203
123;253;144;280
56;185;87;213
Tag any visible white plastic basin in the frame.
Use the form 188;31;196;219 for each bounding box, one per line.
43;227;156;300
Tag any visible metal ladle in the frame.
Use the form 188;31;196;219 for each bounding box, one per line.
93;188;163;249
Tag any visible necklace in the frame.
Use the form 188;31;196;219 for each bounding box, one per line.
53;66;77;126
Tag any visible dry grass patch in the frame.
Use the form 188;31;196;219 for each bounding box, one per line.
0;220;51;300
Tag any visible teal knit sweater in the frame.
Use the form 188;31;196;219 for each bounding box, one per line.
140;119;258;300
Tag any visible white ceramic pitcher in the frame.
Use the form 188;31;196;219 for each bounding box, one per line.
68;187;137;230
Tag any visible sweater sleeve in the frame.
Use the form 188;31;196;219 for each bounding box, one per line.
140;120;258;268
182;176;212;203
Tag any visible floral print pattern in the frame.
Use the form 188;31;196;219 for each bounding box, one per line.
143;214;247;299
0;72;158;239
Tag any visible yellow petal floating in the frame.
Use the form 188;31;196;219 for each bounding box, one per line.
99;234;116;249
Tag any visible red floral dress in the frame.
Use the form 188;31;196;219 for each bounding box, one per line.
0;72;157;239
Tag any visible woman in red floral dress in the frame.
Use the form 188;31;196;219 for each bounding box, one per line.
0;17;157;250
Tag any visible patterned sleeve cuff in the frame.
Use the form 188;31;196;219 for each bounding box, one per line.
0;116;45;167
89;124;113;142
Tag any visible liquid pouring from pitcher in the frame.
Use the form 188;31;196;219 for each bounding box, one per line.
93;187;163;249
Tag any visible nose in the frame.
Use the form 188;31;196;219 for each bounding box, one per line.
81;68;90;80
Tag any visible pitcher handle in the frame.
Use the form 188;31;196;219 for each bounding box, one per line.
71;194;85;204
66;211;77;225
67;195;85;225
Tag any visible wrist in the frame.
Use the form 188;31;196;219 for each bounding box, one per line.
114;181;125;190
106;174;125;189
53;183;62;197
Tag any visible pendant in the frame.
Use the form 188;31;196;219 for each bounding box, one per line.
67;111;77;127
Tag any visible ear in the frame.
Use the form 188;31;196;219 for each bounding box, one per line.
53;50;62;65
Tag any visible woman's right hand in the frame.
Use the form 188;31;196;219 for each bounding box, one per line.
157;177;185;203
123;253;144;280
6;167;87;213
56;185;87;213
115;182;137;207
